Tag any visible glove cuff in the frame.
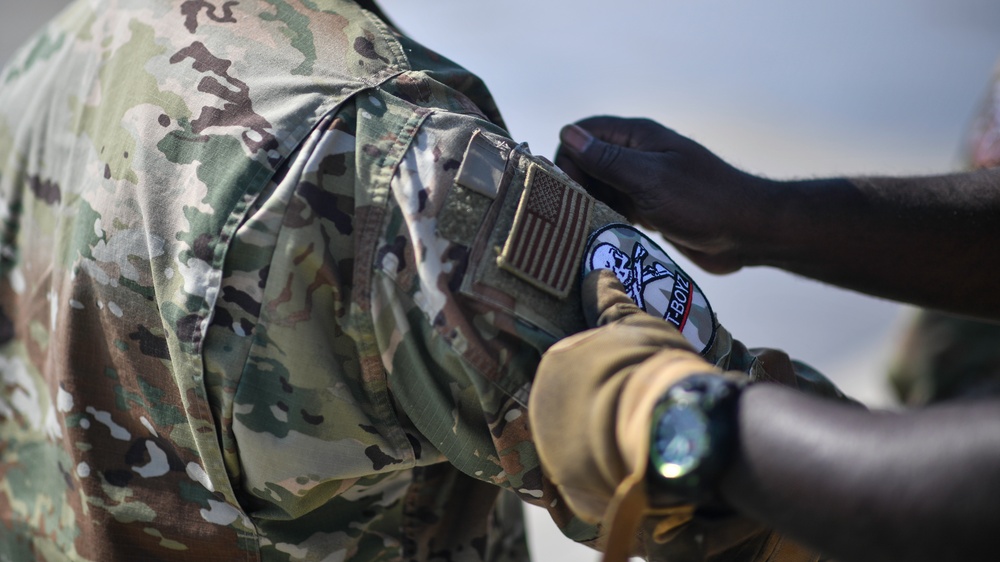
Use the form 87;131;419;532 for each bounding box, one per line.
601;351;729;562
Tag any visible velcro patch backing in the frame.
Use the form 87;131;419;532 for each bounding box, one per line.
497;163;594;298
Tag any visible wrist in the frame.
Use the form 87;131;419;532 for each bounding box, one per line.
725;173;796;268
747;176;857;270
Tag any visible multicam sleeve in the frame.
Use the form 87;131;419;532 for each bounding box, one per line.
371;107;615;543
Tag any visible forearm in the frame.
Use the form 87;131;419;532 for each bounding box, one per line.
720;384;1000;562
747;168;1000;319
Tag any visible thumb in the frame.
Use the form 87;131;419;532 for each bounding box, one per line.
582;269;643;328
559;124;648;195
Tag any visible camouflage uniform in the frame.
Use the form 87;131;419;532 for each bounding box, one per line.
889;62;1000;406
0;1;844;560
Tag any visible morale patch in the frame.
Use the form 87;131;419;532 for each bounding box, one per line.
583;224;716;354
497;163;594;298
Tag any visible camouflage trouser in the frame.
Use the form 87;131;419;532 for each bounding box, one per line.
890;311;1000;406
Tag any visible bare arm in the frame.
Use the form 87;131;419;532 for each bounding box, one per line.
556;117;1000;319
755;171;1000;319
721;384;1000;562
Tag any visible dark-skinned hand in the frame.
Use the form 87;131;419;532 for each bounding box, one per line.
556;116;775;274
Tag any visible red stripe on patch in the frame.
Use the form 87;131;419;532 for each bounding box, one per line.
677;285;693;332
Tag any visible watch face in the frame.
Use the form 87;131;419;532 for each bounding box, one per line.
651;402;711;480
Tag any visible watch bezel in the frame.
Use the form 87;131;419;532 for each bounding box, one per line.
648;374;745;500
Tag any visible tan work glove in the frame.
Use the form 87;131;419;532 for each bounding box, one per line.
530;269;716;558
530;270;825;562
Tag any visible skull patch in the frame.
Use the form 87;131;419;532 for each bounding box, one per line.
582;224;716;354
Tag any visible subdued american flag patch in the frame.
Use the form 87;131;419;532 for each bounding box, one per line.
497;163;594;298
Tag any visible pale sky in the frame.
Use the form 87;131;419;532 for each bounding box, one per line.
5;2;1000;560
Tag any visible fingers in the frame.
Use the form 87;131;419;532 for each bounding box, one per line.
581;269;643;328
559;124;649;192
673;246;745;275
570;116;681;151
555;148;639;221
557;116;683;223
552;147;590;188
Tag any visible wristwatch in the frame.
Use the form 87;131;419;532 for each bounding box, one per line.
648;373;747;501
